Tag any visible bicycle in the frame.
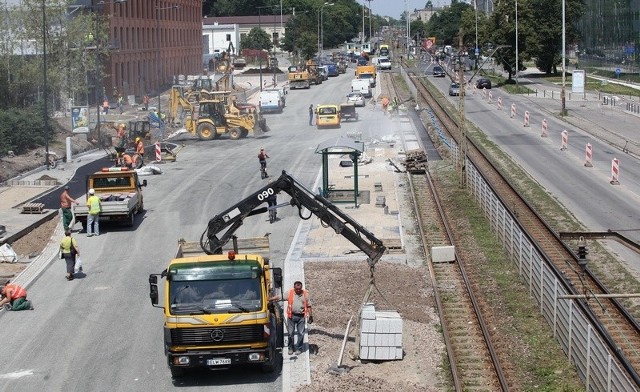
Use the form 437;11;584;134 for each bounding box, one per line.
268;206;277;223
260;163;268;179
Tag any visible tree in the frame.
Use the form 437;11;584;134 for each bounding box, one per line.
424;0;472;46
241;27;273;51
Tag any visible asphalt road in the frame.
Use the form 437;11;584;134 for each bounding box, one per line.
0;69;401;391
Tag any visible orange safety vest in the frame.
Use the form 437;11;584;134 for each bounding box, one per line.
286;288;309;318
2;284;26;300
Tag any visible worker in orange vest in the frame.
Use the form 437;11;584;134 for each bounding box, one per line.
286;280;313;355
135;137;144;158
0;281;34;311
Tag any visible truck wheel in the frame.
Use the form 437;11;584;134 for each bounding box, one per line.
229;128;242;140
240;129;249;138
170;366;185;378
197;123;217;140
126;212;135;227
261;345;276;373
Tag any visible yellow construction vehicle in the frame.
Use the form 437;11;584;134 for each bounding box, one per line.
168;86;267;141
287;65;311;89
305;59;323;86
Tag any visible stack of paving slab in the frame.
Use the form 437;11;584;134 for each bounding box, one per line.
359;303;403;360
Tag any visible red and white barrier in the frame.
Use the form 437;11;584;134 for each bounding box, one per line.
155;142;161;162
483;88;488;100
560;130;568;150
610;158;620;185
541;118;548;137
488;91;493;103
523;110;529;126
511;103;517;119
473;84;477;94
584;143;593;167
497;96;503;110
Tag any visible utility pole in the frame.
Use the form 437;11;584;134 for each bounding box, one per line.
561;0;567;116
457;31;467;188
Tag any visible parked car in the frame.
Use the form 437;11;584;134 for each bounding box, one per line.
346;92;365;107
357;57;368;66
433;65;445;77
448;82;460;96
475;78;492;89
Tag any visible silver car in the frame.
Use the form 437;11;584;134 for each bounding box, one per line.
346;92;365;107
448;83;460;96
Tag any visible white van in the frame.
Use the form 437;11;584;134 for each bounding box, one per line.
351;79;372;98
264;87;286;108
259;90;284;113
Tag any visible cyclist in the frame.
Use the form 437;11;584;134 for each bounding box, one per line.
258;148;270;177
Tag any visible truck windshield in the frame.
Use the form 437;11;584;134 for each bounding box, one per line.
169;278;262;314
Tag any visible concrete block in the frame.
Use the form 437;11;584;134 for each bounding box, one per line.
361;303;376;319
362;319;376;333
360;346;370;359
393;333;403;346
432;245;455;263
374;333;384;346
376;346;390;360
393;347;403;359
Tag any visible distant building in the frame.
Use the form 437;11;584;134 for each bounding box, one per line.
203;15;292;55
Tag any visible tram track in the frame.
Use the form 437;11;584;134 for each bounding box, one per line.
383;71;509;391
400;64;640;388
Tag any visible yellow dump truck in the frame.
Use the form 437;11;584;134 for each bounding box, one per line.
149;171;386;378
149;237;284;377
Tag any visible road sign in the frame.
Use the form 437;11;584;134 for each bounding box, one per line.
475;48;479;56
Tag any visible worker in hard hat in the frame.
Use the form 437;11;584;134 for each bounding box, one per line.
117;123;127;148
135;137;144;158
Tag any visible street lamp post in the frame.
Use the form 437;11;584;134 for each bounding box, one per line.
561;0;567;115
515;0;519;88
317;2;334;58
474;0;479;70
366;0;373;43
42;0;49;169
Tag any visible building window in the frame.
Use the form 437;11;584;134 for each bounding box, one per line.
226;34;231;42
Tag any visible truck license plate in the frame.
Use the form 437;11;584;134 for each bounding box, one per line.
207;358;231;366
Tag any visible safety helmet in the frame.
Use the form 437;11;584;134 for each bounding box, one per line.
135;137;141;142
119;123;126;128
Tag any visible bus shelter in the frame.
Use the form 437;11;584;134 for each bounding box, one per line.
315;137;364;207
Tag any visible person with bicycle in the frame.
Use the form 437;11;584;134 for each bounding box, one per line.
258;148;270;178
266;190;278;223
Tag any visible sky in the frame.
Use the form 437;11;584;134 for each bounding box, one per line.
371;0;452;20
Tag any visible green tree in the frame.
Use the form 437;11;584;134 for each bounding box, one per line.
241;27;273;51
424;0;472;46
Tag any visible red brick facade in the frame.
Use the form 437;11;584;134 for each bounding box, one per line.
101;0;202;100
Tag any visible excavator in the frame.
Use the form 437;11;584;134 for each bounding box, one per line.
167;48;268;140
168;87;267;140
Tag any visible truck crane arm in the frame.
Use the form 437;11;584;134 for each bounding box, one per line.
200;170;386;268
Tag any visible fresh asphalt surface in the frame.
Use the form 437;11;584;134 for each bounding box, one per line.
34;156;112;209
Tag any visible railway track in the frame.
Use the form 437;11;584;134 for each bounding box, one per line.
401;65;640;387
383;71;509;390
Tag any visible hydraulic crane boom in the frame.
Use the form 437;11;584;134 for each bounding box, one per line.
200;170;386;268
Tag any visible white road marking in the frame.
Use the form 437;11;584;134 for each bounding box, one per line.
0;369;34;379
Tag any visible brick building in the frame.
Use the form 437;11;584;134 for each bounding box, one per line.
95;0;202;100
